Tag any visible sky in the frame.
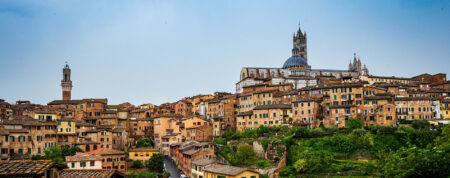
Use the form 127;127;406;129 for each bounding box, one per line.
0;0;449;106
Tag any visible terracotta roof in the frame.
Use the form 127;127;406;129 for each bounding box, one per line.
191;158;216;166
60;169;127;178
253;104;291;110
154;114;183;118
6;129;29;133
130;108;149;113
83;98;108;104
182;149;199;155
203;163;258;176
394;97;434;101
48;100;84;105
111;128;126;132
88;148;124;156
293;98;322;103
65;152;102;162
237;111;253;116
0;160;65;177
253;90;277;94
130;147;159;152
368;75;412;80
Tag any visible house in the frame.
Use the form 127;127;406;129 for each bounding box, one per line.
191;158;216;178
65;152;102;169
203;163;260;178
128;147;159;162
88;148;127;172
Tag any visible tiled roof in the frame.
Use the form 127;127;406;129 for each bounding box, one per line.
154;114;183;118
253;104;291;110
88;148;124;156
66;152;102;162
237;111;253;116
83;98;108;104
130;108;149;113
182;149;199;155
0;160;65;177
130;147;159;152
203;163;258;176
60;169;127;178
191;158;216;166
48;100;84;105
293;98;322;103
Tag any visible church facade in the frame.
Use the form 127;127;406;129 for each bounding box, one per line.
236;26;369;93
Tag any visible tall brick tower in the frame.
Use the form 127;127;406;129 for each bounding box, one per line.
61;62;72;101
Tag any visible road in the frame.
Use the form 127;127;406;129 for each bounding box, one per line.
164;156;180;178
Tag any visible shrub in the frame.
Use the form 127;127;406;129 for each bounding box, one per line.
327;126;338;135
346;117;363;130
131;160;143;169
352;128;366;136
377;126;397;135
261;139;271;152
411;120;429;129
213;137;227;145
292;126;311;138
310;128;326;137
279;166;295;177
256;160;272;168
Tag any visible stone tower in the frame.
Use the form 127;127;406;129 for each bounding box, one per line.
293;25;307;61
61;62;72;101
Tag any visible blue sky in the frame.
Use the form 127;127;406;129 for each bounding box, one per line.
0;0;449;105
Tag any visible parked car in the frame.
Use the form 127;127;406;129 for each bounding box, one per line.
180;174;188;178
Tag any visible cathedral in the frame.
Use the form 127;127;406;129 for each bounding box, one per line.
236;26;369;93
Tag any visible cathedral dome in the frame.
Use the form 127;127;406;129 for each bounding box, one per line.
282;56;308;69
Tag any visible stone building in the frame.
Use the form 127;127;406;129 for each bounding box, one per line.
236;26;368;93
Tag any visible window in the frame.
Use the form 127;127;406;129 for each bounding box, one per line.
71;163;75;168
80;162;86;167
90;161;95;166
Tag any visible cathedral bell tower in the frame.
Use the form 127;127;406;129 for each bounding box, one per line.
293;25;307;61
61;62;72;101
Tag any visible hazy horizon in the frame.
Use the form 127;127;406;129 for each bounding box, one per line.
1;0;449;106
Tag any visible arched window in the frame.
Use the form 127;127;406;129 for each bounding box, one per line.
242;73;245;79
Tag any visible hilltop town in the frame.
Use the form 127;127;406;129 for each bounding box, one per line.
0;26;449;178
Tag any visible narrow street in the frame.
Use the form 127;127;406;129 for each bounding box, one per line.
164;156;180;178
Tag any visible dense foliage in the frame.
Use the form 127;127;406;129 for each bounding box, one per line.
282;120;450;177
131;160;144;169
215;120;450;177
31;145;84;164
136;137;153;148
147;153;164;173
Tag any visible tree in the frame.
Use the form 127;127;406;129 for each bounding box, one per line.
411;119;429;129
129;171;158;178
232;145;258;167
136;137;153;148
147;153;164;173
346;117;363;130
42;146;64;164
131;160;143;169
381;145;450;177
32;145;84;164
292;126;310;138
